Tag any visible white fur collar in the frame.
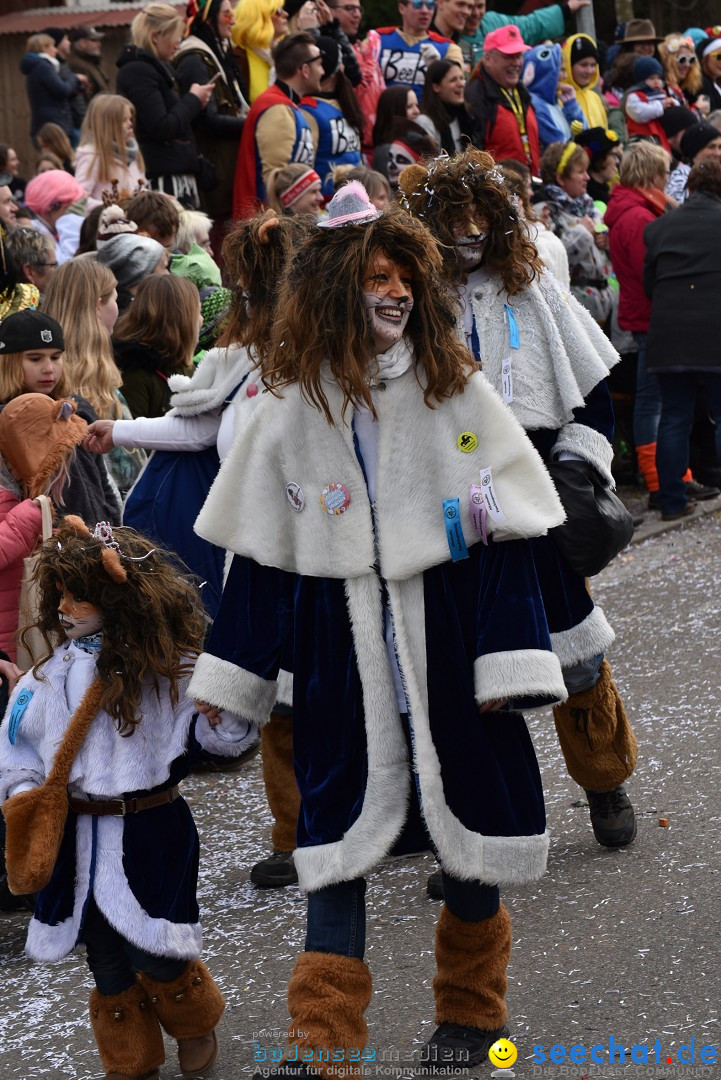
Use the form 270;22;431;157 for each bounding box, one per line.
168;344;256;416
464;269;620;430
195;364;565;581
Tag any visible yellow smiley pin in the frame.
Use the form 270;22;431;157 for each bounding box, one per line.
488;1038;517;1069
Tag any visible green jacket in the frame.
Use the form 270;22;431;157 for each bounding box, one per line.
460;3;567;71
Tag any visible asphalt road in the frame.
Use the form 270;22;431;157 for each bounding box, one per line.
1;513;720;1080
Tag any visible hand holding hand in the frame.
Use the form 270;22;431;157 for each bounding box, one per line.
84;420;116;454
195;699;222;725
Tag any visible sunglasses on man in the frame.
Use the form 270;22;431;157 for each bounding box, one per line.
403;0;437;9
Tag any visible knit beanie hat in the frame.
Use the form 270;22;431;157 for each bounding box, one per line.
284;0;306;20
96;234;165;291
0;310;64;354
660;104;697;138
0;394;86;498
633;56;663;81
316;36;342;79
680;121;721;162
42;27;66;46
24;170;85;217
569;35;599;65
95;204;138;249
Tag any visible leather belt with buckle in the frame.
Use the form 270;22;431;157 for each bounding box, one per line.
69;785;180;817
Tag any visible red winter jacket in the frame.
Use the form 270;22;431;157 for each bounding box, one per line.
0;487;42;661
604;184;671;332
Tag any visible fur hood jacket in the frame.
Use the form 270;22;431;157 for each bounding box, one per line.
167;343;259;417
189;363;569;892
0;643;247;963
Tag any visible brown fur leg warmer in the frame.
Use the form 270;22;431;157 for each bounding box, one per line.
261;711;301;852
433;903;511;1030
287;952;372;1078
553;660;638;791
89;982;164;1076
139;959;225;1038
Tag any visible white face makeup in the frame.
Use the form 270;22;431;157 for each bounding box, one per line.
57;591;104;640
453;218;488;269
387;142;417;187
362;254;415;353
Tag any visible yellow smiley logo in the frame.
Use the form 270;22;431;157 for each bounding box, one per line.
488;1038;518;1068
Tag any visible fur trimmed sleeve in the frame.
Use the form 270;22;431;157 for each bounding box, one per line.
474;538;566;709
187;555;293;724
0;684;47;802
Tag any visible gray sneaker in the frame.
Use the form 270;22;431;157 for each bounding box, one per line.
584;785;637;847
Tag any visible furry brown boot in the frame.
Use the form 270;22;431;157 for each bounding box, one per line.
140;959;225;1077
286;951;373;1079
552;660;638;792
89;982;164;1080
261;711;301;852
422;904;512;1069
433;903;511;1030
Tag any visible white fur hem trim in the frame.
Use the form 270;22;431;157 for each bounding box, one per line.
552;423;615;488
474;649;567;707
25;814;94;962
295;575;410;892
276;668;293;708
551;604;615;668
388;577;549;884
188;652;277;727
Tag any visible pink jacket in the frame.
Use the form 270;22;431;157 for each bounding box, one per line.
0;487;42;662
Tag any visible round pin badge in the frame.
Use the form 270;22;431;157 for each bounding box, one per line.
320;483;351;516
246;382;258;398
286;483;305;512
457;431;478;453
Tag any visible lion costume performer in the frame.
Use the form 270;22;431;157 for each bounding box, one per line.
188;182;571;1073
399;149;638;852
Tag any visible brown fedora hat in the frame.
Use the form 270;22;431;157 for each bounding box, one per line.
622;18;662;44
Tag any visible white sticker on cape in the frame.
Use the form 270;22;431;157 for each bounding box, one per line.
501;356;513;404
479;466;507;524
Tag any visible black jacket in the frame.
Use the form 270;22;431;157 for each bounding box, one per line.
20;52;82;137
113;339;174;419
644;191;721;374
116;45;204;179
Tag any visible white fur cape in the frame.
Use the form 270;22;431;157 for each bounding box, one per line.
466;268;620;435
194;362;566;581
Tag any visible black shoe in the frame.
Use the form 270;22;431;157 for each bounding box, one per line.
253;1064;317;1079
685;480;720;501
585;785;637;847
647;491;661;510
661;504;695;522
426;870;443;900
192;736;261;773
250;851;298;887
419;1022;509;1069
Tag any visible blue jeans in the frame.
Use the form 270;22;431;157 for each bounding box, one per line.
656;372;721;514
632;332;662;447
83;898;188;995
305;875;500;958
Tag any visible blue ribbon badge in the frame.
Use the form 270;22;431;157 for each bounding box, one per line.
505;303;520;350
442;498;469;562
8;688;33;745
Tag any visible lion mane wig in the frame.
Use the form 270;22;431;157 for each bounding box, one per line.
264;206;475;423
397;148;543;293
25;518;206;735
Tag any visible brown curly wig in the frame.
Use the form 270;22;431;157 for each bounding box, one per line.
23;519;206;735
218;210;311;363
264;206;474;424
397;148;543;293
